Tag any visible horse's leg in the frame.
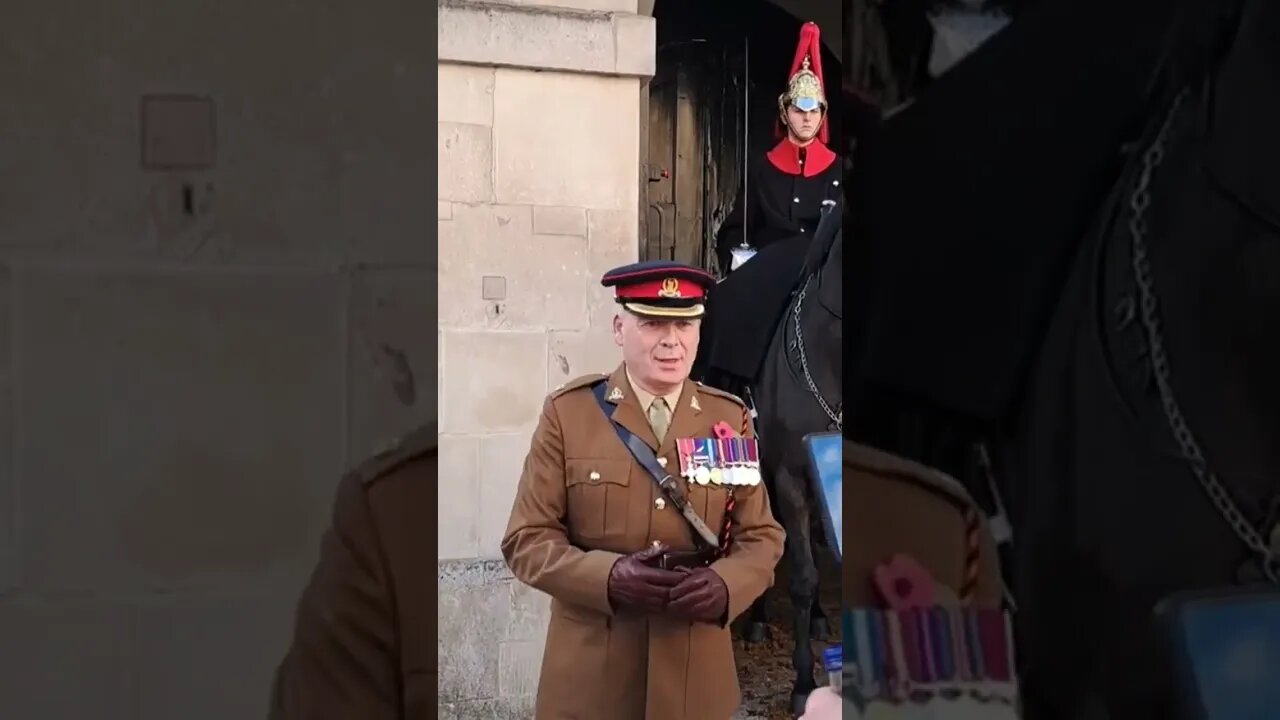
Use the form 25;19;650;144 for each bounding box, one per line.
743;596;770;644
775;464;819;715
806;516;831;639
809;593;829;639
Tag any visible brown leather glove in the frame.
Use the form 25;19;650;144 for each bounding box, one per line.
607;544;685;614
667;566;729;624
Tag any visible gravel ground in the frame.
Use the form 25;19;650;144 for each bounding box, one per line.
732;554;842;720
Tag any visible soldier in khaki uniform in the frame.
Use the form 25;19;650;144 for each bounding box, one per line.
268;423;439;720
502;260;786;720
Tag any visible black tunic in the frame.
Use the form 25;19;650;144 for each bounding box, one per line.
714;141;842;276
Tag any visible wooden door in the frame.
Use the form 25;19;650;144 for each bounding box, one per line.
643;42;745;272
645;64;702;266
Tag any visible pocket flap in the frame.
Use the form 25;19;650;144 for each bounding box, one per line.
565;458;632;488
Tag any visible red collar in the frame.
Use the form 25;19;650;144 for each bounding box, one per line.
765;139;837;177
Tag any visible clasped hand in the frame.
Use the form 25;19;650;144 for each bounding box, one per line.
607;544;728;623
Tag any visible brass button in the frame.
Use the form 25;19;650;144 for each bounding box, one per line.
589;471;600;481
655;498;666;510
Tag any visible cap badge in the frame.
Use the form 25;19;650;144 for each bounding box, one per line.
658;278;681;298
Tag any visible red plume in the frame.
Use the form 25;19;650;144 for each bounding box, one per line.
775;22;828;144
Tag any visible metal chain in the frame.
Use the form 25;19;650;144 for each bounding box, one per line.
792;277;842;430
1127;87;1280;583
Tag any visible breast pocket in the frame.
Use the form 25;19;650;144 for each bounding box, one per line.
565;459;632;540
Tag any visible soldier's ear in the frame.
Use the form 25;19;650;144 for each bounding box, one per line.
612;314;624;345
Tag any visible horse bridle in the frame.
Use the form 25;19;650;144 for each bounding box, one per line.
1126;85;1279;583
791;274;841;431
791;201;843;432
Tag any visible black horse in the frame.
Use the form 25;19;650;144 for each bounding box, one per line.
850;0;1278;717
695;201;843;715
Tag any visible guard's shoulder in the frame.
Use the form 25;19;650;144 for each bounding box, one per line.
550;373;608;400
846;441;977;511
350;422;438;488
694;381;746;408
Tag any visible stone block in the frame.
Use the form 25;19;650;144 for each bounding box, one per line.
347;266;437;463
437;559;513;702
439;122;494;204
439;64;495;126
614;13;657;77
439;201;454;221
439;331;549;436
503;0;638;12
532;206;587;237
440;696;537;720
547;327;621;391
499;639;544;698
478;432;536;558
545;326;619;389
439;3;621;76
586;208;641;322
493;69;641;210
0;600;131;720
131;595;297;720
14;269;344;593
587;207;641;261
437;435;480;560
440;204;587;332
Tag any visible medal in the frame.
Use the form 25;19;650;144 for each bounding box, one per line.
707;438;722;485
851;610;877;700
724;438;739;486
743;438;761;486
691;438;711;485
676;438;691;478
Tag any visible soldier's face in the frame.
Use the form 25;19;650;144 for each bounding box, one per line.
614;312;701;390
785;105;823;143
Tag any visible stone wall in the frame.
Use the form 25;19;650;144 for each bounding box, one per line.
436;1;654;716
0;2;432;718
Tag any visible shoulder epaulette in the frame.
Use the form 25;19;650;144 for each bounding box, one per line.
695;381;746;407
550;373;608;399
351;421;438;486
846;441;978;511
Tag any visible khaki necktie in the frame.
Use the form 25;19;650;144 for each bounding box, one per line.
648;398;671;443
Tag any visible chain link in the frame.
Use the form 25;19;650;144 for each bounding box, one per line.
1127;87;1279;584
792;278;842;430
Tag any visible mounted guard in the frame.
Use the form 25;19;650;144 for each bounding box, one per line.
714;21;843;276
696;20;844;398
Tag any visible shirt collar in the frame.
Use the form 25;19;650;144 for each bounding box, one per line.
626;369;683;412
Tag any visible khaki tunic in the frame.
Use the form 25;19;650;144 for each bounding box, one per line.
845;441;1004;608
268;424;438;720
502;364;786;720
